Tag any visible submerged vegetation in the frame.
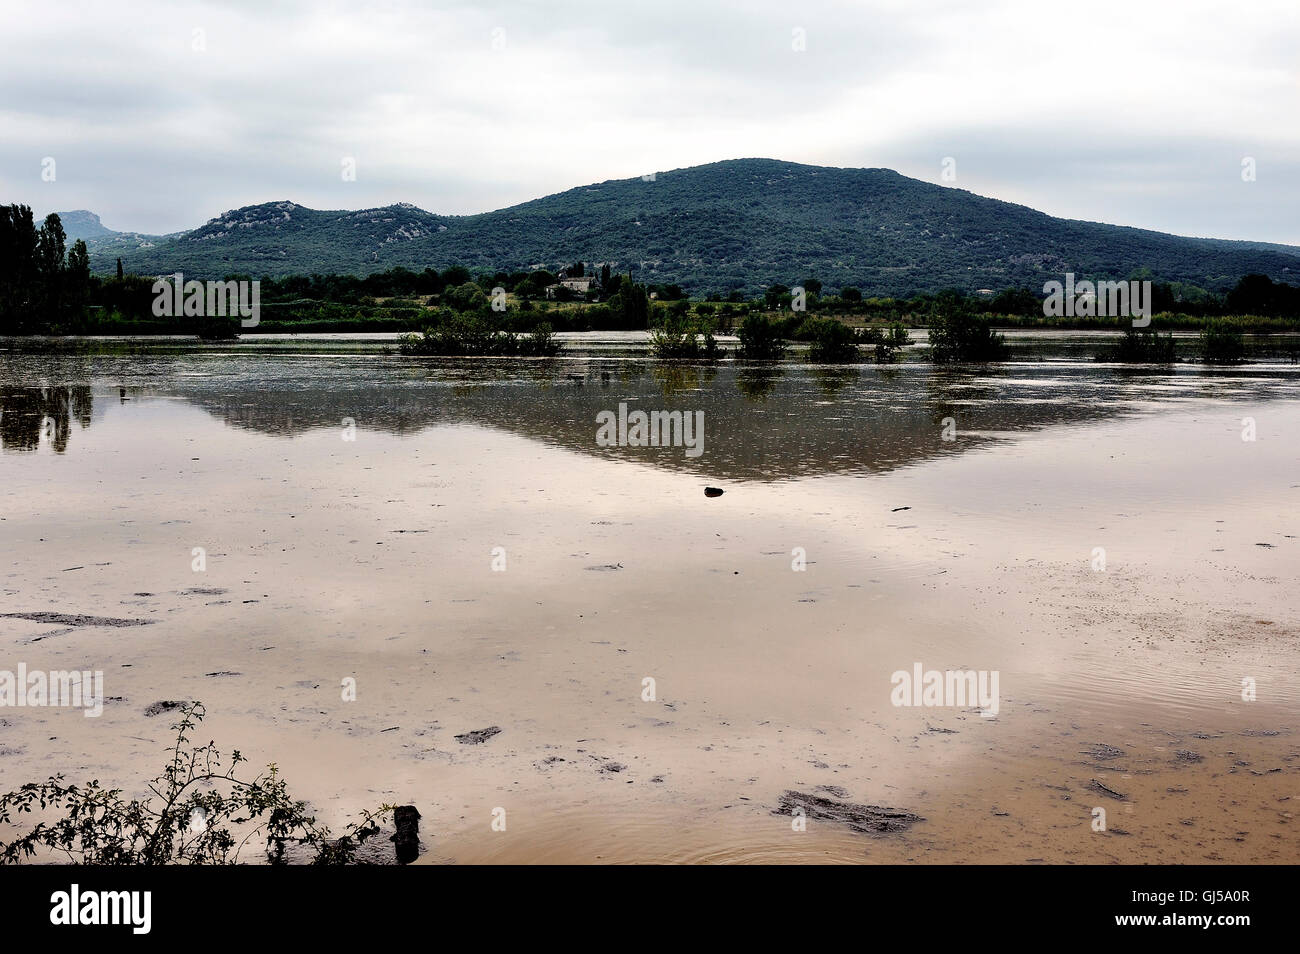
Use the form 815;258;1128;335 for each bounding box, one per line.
1101;328;1177;363
648;313;720;360
1199;320;1247;365
0;703;392;865
399;311;559;357
736;313;788;360
861;323;911;363
927;301;1008;363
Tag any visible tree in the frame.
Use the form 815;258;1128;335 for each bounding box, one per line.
37;213;67;319
764;283;790;309
116;258;124;280
445;281;488;311
440;264;471;287
65;240;91;317
0;204;39;332
928;295;1007;363
606;274;649;329
736;313;787;360
1200;320;1245;364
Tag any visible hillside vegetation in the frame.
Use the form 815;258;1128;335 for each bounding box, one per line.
77;159;1300;297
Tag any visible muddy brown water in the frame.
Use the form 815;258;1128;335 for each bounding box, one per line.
1;341;1297;863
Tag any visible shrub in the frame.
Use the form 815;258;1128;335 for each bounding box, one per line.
928;310;1007;363
399;312;559;356
0;703;391;865
803;317;861;363
736;313;787;360
1199;320;1246;364
1102;328;1176;363
520;322;560;357
860;323;911;363
443;281;488;311
192;313;240;340
649;314;718;360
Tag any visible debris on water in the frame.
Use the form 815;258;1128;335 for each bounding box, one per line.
391;805;421;865
891;506;911;512
1087;778;1127;800
584;563;624;571
774;790;923;834
2;612;153;628
1083;743;1126;761
815;784;851;798
704;487;724;497
601;762;627;773
455;726;502;745
1174;749;1204;763
143;700;186;717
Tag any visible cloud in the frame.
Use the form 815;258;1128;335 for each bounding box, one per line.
0;0;1296;244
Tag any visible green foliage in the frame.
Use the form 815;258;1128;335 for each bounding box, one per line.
802;317;861;363
736;312;787;360
1;206;90;332
1199;320;1246;364
83;160;1300;300
444;281;487;310
522;321;559;356
399;311;559;356
192;313;241;340
606;276;650;330
0;702;391;865
1102;328;1176;363
860;323;911;362
1226;273;1300;316
928;296;1008;363
649;313;718;360
764;283;791;310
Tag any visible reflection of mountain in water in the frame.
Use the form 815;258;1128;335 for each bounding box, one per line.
0;387;93;453
123;360;1300;481
4;358;1297;478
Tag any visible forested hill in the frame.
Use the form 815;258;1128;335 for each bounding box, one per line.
80;159;1300;296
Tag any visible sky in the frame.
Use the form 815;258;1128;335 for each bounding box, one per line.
2;0;1297;244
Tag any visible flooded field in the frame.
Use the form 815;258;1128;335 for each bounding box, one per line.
2;337;1298;864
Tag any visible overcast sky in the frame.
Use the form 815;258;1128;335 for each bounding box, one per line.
2;0;1297;243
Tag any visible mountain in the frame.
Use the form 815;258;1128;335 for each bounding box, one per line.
59;210;117;241
53;209;180;263
81;159;1300;296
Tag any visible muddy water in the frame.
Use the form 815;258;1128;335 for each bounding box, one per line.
1;345;1297;864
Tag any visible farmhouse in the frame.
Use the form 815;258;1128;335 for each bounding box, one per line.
545;267;603;300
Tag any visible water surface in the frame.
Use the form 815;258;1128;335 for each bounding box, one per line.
2;338;1297;863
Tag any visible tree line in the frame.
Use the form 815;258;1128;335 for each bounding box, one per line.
0;207;91;333
3;195;1298;336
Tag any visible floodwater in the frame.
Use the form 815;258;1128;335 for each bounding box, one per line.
1;337;1298;864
